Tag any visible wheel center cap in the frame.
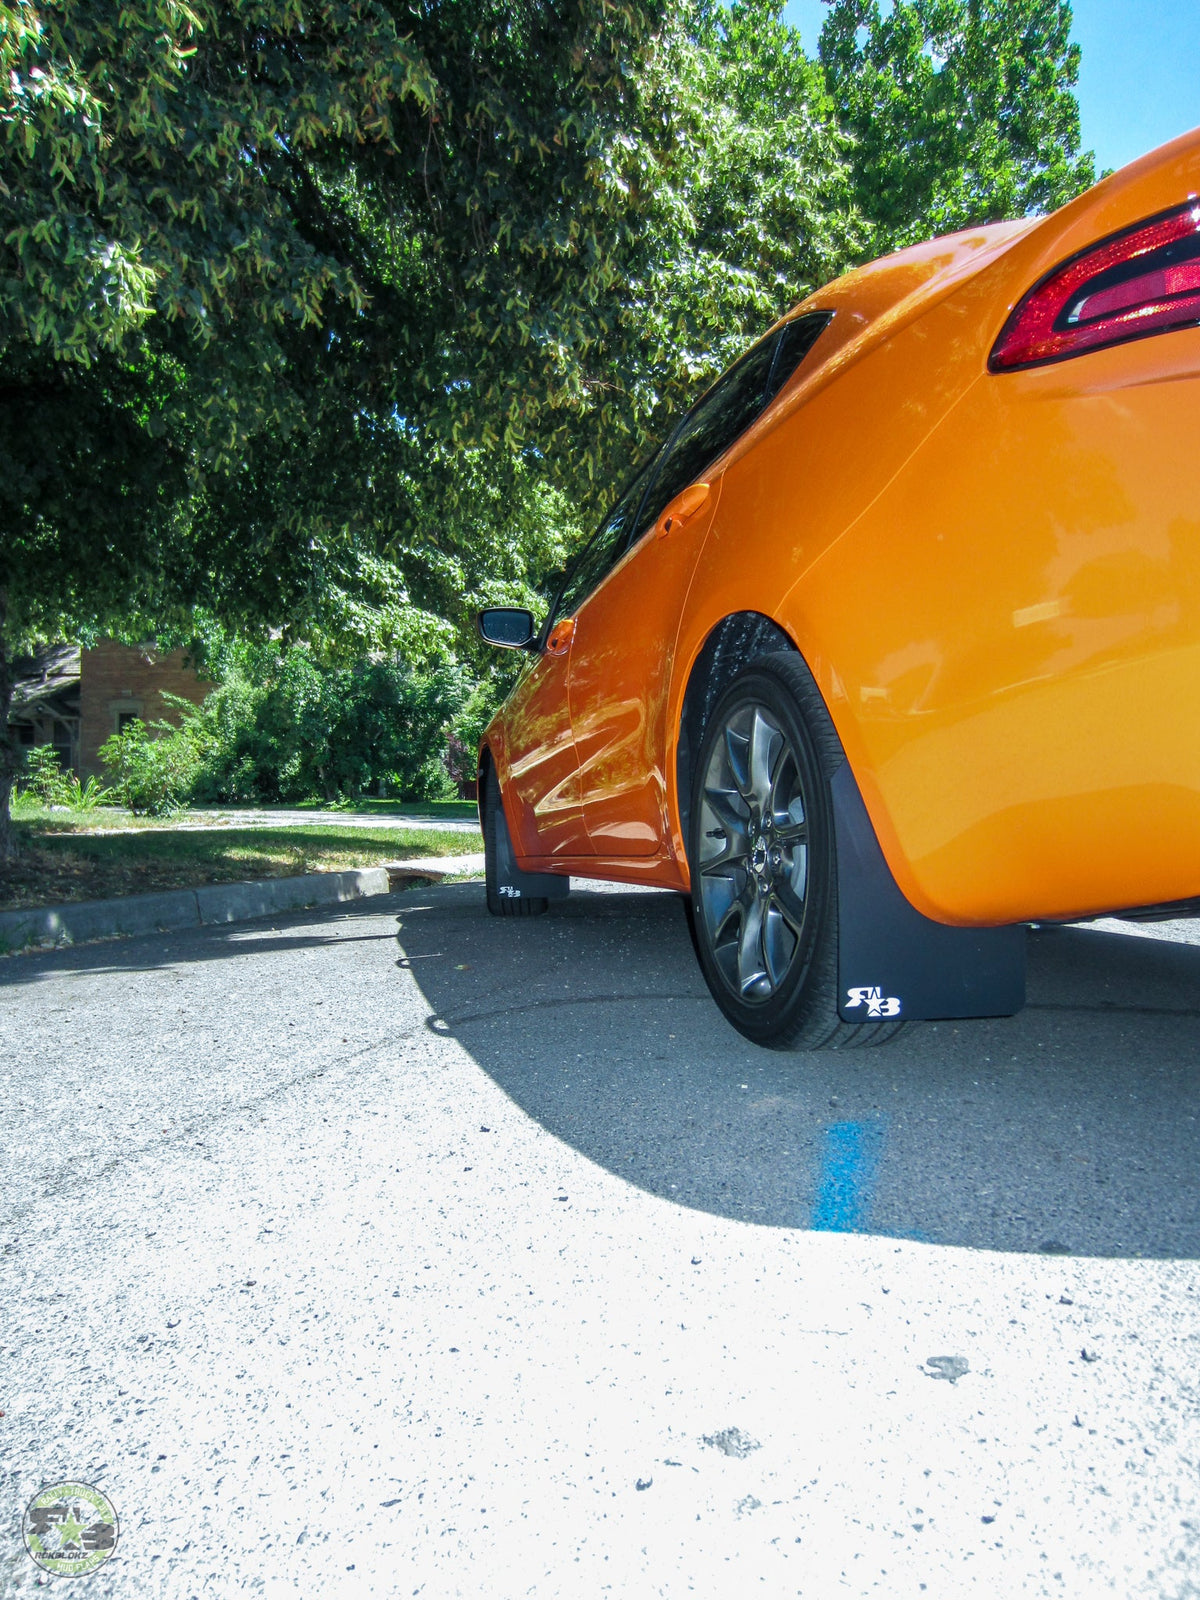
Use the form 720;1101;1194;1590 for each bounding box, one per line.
751;838;769;877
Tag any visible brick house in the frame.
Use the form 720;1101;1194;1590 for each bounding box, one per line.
9;644;81;773
10;640;210;778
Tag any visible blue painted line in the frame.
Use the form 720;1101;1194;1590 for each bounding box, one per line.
810;1120;886;1233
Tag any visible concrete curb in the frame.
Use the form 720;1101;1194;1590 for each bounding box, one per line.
0;866;395;955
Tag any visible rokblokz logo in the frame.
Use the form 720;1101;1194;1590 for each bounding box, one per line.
22;1482;118;1578
845;986;902;1018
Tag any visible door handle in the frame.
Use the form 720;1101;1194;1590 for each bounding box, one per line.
658;481;711;538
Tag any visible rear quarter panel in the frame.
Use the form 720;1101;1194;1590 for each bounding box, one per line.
670;130;1200;925
779;132;1200;924
665;254;1007;876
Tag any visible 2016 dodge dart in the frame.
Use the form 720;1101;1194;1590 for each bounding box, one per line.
475;127;1200;1049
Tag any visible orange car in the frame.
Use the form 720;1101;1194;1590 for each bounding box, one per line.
477;127;1200;1048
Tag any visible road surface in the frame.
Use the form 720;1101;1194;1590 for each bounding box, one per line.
2;883;1198;1597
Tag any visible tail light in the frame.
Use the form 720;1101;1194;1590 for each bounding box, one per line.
989;199;1200;372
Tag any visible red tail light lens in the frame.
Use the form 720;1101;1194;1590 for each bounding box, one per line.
989;199;1200;372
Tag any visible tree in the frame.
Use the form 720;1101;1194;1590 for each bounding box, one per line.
0;0;670;856
0;0;865;860
819;0;1095;252
471;0;863;487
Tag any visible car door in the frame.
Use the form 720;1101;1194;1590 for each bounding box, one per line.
498;627;589;860
568;322;822;856
505;463;656;859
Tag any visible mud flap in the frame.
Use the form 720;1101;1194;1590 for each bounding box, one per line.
832;762;1025;1023
492;797;570;902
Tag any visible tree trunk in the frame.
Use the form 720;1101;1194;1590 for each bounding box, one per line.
0;589;17;864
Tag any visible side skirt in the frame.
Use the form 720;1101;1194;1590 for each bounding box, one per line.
832;762;1026;1023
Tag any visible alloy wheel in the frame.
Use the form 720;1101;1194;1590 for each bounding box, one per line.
695;700;811;1003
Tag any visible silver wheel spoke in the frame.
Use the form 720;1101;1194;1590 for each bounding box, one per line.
736;891;767;994
699;785;750;871
766;731;794;817
762;902;797;988
769;879;807;939
724;725;751;800
747;708;778;813
713;878;753;949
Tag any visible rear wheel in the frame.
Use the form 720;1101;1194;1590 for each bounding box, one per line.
483;764;549;917
687;652;903;1049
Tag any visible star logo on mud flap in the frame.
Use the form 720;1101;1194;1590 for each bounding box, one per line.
845;986;902;1018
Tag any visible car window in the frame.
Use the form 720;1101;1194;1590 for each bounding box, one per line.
762;311;831;405
544;312;831;630
631;311;833;544
631;332;782;541
551;457;656;623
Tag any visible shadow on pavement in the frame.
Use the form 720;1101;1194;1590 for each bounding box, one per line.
395;883;1200;1261
0;903;405;984
8;879;1200;1259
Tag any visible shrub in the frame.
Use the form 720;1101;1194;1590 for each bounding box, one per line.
444;734;476;798
61;773;110;809
334;660;467;802
444;677;506;797
18;745;74;805
96;645;472;810
178;646;471;805
98;717;206;815
15;747;113;809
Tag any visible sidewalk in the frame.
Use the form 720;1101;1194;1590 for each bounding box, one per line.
49;806;482;835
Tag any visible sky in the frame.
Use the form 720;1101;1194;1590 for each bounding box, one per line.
781;0;1200;177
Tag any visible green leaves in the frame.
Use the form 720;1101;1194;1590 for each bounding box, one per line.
0;0;1096;708
819;0;1096;251
420;0;862;506
0;0;442;365
172;643;471;804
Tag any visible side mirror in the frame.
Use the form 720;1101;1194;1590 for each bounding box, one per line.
477;606;538;651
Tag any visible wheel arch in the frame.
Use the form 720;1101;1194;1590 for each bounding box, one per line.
476;738;497;830
476;737;496;792
675;622;1026;1026
674;611;799;863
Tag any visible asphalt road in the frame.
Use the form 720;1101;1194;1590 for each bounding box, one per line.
3;882;1199;1597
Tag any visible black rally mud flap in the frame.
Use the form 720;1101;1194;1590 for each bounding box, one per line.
831;763;1025;1023
492;796;570;902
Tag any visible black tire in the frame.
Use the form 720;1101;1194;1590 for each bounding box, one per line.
483;764;549;917
686;651;903;1049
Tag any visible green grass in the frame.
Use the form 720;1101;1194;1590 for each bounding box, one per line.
1;819;483;911
283;796;480;820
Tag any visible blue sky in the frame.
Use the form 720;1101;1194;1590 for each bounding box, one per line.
781;0;1200;176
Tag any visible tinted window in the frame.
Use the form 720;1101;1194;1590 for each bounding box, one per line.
633;311;832;542
633;332;781;540
546;312;831;626
552;457;656;621
763;311;831;405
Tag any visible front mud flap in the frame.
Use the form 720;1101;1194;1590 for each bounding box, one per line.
832;762;1026;1023
494;798;570;902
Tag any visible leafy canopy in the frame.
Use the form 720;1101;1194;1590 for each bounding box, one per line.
819;0;1095;250
0;0;666;645
0;0;1097;847
0;0;866;666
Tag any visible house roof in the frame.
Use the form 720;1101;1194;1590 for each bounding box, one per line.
10;643;81;719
